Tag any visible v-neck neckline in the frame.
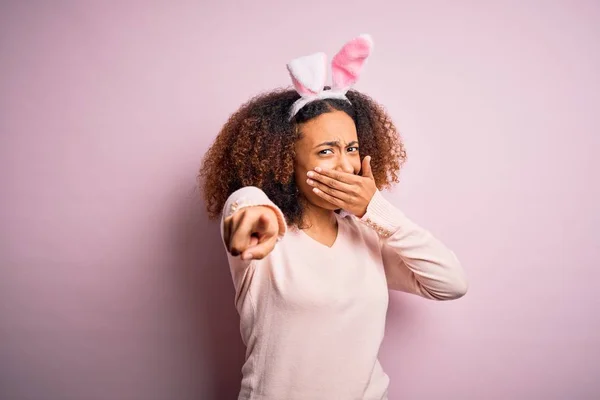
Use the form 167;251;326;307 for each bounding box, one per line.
298;213;343;250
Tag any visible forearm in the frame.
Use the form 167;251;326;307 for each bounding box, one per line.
361;191;468;300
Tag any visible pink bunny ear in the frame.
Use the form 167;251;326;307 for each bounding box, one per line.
286;52;327;96
331;34;373;90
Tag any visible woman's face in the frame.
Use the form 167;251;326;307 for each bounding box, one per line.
294;110;361;211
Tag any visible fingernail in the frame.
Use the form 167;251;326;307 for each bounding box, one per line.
242;253;252;260
306;179;314;185
314;167;322;172
307;171;314;178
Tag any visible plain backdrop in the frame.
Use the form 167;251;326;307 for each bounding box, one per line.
1;1;599;399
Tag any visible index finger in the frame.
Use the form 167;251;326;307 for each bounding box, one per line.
314;167;359;184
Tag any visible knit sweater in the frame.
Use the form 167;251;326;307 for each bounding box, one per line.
220;186;468;400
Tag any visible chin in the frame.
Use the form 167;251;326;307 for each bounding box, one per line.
319;202;339;211
298;185;339;211
308;194;339;211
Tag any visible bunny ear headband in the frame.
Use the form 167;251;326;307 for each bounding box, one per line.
286;34;373;119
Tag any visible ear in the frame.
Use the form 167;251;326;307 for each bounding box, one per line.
331;34;373;90
286;52;327;96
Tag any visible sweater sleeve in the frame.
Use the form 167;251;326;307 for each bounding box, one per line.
359;190;468;300
220;186;288;307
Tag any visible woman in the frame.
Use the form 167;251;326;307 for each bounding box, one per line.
199;35;468;400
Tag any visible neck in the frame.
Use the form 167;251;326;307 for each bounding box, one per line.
301;201;337;232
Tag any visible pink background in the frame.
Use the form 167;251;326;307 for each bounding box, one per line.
1;1;599;399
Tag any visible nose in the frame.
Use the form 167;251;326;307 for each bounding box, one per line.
336;153;355;174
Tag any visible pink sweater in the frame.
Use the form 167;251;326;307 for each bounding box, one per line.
221;187;468;400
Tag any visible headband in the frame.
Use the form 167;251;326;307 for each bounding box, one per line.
286;34;373;119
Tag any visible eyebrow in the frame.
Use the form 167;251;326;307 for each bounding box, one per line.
313;140;359;150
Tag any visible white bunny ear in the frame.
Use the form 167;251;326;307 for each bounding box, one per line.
331;34;373;91
286;52;327;96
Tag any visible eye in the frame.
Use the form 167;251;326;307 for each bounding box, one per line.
347;146;359;153
319;149;334;155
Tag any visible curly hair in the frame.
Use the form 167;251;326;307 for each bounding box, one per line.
199;88;406;227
